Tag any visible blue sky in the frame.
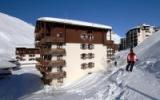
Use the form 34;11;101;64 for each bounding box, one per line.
0;0;160;36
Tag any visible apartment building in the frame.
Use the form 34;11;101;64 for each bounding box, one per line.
35;17;118;86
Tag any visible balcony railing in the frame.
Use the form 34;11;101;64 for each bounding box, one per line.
45;71;66;79
35;42;42;47
40;60;66;67
36;64;47;72
50;60;65;67
41;48;66;56
40;37;65;44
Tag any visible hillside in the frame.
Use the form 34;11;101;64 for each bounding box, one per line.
0;12;34;59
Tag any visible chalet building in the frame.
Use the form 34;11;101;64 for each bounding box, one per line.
16;48;40;66
120;24;157;50
35;17;118;86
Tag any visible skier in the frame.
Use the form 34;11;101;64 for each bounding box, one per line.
126;48;137;72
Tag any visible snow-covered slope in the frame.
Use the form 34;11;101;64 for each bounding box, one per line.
0;12;34;58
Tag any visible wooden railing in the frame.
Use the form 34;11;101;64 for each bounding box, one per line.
45;71;66;79
40;60;66;67
41;48;66;56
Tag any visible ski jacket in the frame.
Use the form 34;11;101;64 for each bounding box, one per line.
127;52;137;62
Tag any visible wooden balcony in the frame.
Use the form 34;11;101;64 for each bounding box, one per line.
45;71;66;79
35;42;42;48
35;33;43;41
50;60;65;67
41;48;66;56
36;64;46;72
40;37;65;44
40;60;66;67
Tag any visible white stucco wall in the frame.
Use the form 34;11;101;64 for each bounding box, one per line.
50;43;108;86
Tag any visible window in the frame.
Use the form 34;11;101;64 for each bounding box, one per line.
88;44;94;50
88;62;94;68
80;33;88;40
81;53;87;59
57;66;63;72
88;53;94;59
88;34;94;41
44;55;52;60
80;44;87;50
57;56;63;60
29;58;35;61
81;63;87;70
57;44;63;49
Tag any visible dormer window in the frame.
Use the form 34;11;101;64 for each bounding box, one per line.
80;33;88;40
88;34;94;41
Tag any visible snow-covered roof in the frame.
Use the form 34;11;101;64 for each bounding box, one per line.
129;23;154;31
38;17;112;30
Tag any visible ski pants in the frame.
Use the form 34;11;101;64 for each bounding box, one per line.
126;61;135;72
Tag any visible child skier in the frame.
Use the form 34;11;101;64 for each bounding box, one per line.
126;48;137;72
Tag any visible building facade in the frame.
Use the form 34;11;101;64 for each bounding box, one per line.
16;48;40;66
120;24;157;50
35;17;118;87
119;37;127;50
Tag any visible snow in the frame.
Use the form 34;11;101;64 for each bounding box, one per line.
0;12;34;57
0;12;34;68
38;17;112;29
0;13;160;100
111;32;121;44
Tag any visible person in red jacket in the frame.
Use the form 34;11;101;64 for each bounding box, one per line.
126;48;137;72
